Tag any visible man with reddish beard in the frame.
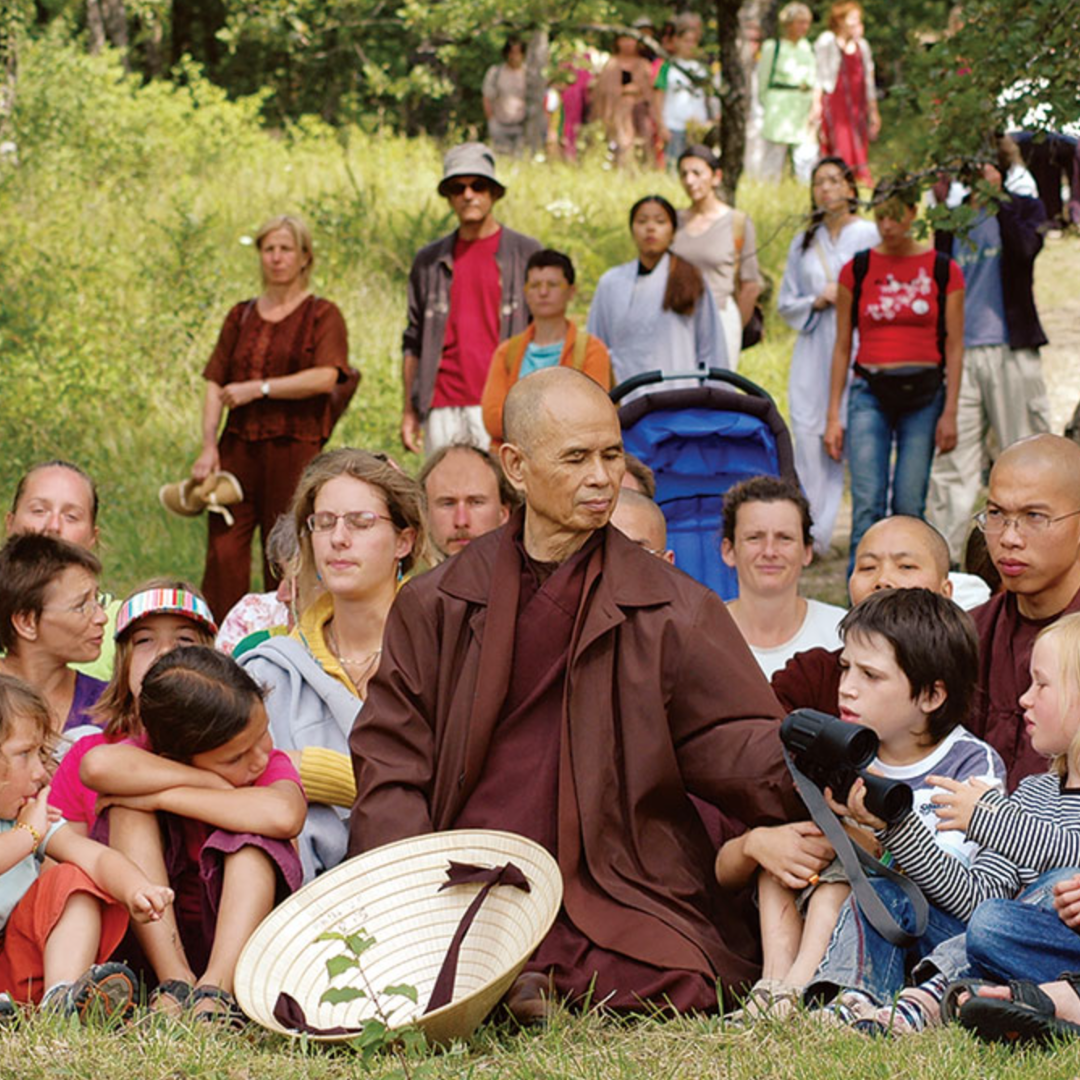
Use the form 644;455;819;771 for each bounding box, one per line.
417;444;514;562
350;367;800;1018
968;434;1080;789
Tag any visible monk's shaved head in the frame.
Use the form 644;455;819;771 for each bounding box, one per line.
991;435;1080;504
849;515;952;605
986;434;1080;617
611;488;669;555
503;367;617;455
857;516;950;578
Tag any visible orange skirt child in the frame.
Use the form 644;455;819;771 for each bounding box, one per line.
0;676;173;1016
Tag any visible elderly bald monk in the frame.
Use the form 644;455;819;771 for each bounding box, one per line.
968;434;1080;789
349;367;800;1015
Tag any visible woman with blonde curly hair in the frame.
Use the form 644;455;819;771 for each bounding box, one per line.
239;448;423;881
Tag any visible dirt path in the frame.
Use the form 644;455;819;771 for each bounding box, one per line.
803;232;1080;607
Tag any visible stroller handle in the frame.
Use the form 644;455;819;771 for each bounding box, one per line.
609;368;775;406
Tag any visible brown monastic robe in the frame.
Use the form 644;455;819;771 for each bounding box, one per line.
349;512;802;1005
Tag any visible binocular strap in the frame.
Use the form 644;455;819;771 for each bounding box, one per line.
782;749;929;948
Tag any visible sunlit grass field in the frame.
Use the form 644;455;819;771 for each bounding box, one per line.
0;36;807;597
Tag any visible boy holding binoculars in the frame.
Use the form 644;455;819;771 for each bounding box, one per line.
716;588;1005;1020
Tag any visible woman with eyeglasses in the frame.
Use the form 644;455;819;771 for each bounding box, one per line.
0;534;109;759
191;214;351;625
239;448;423;880
587;193;726;392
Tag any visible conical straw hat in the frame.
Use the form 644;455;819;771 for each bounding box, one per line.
234;829;562;1044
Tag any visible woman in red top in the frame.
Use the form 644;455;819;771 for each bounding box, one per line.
192;215;349;621
824;177;964;564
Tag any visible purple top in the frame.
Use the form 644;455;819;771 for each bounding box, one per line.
65;671;107;732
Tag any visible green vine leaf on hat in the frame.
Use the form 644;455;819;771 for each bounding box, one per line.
320;986;368;1006
316;923;424;1073
383;983;419;1005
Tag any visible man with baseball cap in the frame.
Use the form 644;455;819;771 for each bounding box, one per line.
401;142;540;456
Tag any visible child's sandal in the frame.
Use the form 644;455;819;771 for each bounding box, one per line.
191;985;246;1029
149;979;194;1017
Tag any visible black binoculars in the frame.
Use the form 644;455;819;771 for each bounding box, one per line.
780;709;913;825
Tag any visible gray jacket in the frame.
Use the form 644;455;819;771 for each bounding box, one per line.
402;224;541;419
241;636;359;883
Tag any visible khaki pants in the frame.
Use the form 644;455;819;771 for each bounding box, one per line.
927;345;1051;561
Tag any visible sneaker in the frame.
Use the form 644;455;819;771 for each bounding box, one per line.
64;962;136;1023
810;988;880;1028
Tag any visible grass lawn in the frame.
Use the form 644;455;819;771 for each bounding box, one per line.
7;1003;1080;1079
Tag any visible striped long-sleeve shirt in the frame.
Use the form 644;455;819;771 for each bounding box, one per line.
879;771;1080;922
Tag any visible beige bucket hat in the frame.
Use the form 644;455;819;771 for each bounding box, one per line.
234;829;562;1045
159;472;244;527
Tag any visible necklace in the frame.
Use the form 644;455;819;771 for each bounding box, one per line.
326;625;381;675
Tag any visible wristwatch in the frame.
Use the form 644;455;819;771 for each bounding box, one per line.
260;380;271;398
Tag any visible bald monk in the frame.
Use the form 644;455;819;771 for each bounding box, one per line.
349;367;800;1015
772;514;953;714
969;434;1080;788
610;488;675;564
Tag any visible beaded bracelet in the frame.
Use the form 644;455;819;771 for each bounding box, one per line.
15;821;41;848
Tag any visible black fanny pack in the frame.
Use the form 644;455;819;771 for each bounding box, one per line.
853;363;943;417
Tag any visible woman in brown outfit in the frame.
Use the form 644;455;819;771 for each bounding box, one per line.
192;215;349;620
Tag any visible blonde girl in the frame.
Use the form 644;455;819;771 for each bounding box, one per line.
0;675;171;1014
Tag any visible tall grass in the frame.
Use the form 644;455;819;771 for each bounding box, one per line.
0;36;810;594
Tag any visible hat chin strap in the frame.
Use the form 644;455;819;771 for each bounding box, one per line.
206;496;236;527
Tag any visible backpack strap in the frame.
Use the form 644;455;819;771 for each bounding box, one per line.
849;248;871;337
570;328;589;372
732;210;747;285
503;330;530;375
933;250;951;362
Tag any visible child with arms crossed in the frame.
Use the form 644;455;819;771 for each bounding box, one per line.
49;581;218;835
0;675;172;1017
80;646;306;1022
716;589;1004;1019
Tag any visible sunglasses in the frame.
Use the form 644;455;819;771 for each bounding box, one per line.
444;178;494;197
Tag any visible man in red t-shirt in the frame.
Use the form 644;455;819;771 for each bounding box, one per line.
401;143;540;456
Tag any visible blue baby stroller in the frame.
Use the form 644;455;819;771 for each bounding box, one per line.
613;368;797;600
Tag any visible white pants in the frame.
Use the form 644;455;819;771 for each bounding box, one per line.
927;345;1051;561
423;405;491;456
759;137;818;183
719;300;743;372
793;421;846;555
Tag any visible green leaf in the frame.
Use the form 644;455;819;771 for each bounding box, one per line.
319;986;367;1006
325;954;360;979
382;983;418;1004
356;1019;388;1047
345;932;377;957
315;930;347;943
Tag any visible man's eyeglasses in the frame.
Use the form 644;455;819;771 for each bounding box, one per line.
973;508;1080;536
306;511;393;534
443;178;494;197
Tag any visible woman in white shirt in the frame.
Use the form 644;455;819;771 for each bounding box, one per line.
778;156;878;553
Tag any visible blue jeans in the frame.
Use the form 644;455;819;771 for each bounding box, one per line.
966;869;1080;985
914;869;1080;985
847;376;945;566
805;878;966;1005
